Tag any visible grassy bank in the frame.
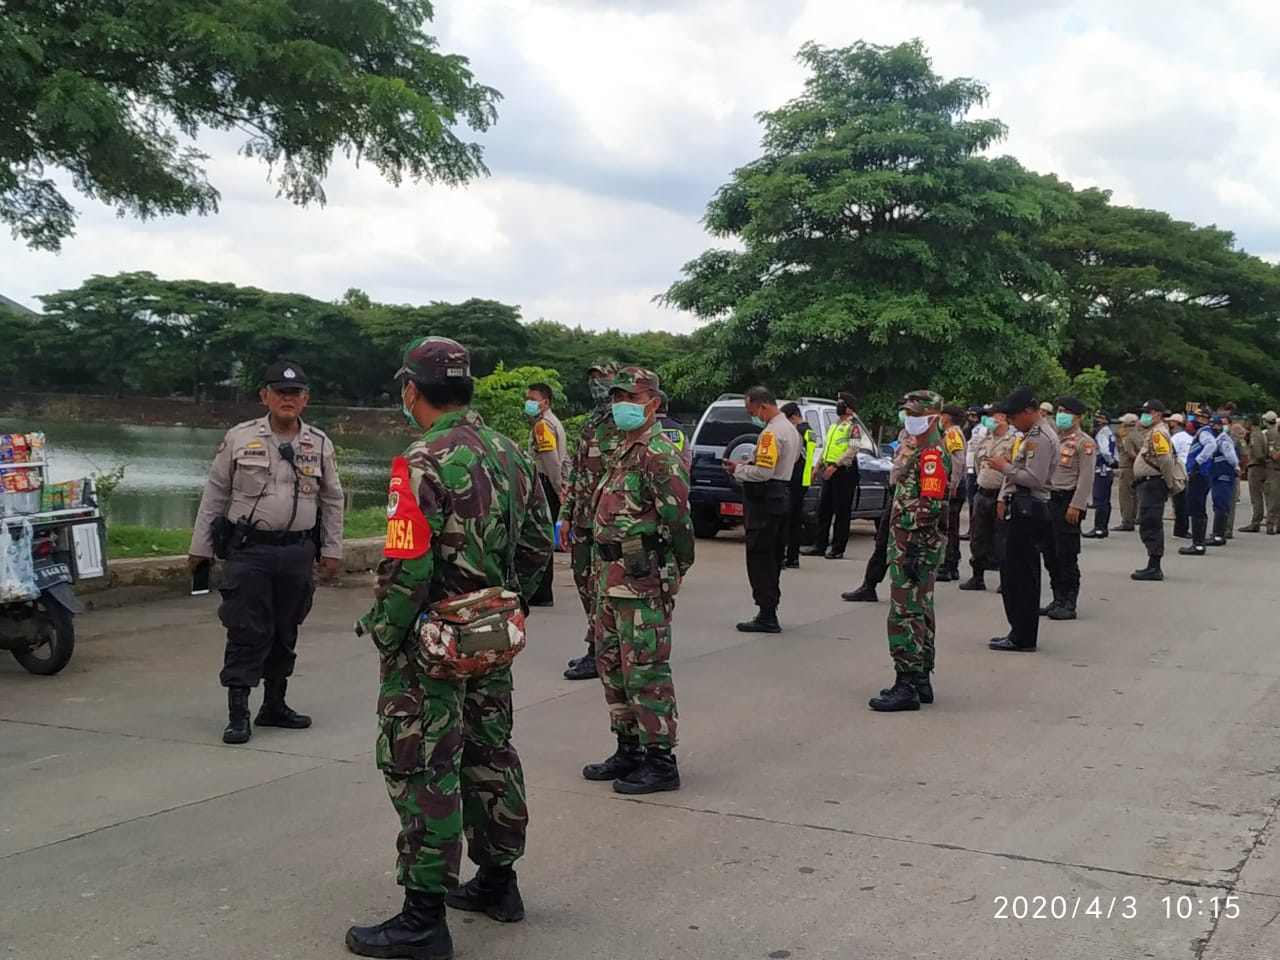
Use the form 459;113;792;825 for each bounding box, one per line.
106;505;387;559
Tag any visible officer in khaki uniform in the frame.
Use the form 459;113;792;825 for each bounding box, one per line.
190;361;345;744
1130;400;1177;581
959;406;1016;591
1114;413;1141;531
525;381;567;606
1265;411;1280;534
1241;415;1268;533
726;385;800;633
1040;397;1097;621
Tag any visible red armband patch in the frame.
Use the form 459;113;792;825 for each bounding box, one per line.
384;456;432;559
919;448;947;499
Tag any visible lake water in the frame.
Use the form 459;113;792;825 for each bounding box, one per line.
0;419;410;528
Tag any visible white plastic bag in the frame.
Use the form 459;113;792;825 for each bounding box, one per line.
0;519;39;602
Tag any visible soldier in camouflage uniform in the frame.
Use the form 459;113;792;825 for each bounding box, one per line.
347;338;553;960
559;359;622;681
581;367;694;794
869;391;951;713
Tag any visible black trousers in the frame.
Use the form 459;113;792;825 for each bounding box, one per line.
530;477;561;604
1136;478;1168;559
744;485;788;614
1170;484;1188;537
784;478;807;564
969;487;1002;573
1043;493;1084;594
861;499;893;588
1001;500;1050;648
218;540;317;688
813;465;859;554
1091;472;1114;533
943;492;964;571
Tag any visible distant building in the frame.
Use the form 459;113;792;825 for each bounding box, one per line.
0;293;37;316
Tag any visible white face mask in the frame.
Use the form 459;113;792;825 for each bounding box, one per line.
904;414;932;437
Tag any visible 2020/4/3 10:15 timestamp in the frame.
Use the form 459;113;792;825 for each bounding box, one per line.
1164;896;1240;920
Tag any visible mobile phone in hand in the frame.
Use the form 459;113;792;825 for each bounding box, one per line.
191;559;211;596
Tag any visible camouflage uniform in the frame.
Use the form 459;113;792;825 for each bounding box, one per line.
585;367;694;794
871;390;950;713
559;360;622;672
356;338;553;896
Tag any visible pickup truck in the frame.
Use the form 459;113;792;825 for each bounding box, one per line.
686;395;892;540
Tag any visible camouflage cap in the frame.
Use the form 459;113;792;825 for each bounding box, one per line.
900;389;943;414
588;358;621;377
611;366;660;395
396;337;470;380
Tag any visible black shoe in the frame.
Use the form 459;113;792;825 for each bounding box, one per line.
1239;524;1261;533
1209;536;1227;547
736;614;782;634
988;637;1035;652
255;679;312;729
1112;523;1135;532
1084;529;1105;539
783;560;800;569
958;575;985;591
936;568;954;583
1178;542;1206;556
613;748;680;794
799;546;824;557
444;866;524;923
878;672;933;704
1038;601;1060;617
345;890;453;960
840;584;878;602
582;737;644;781
1172;531;1191;539
869;674;922;712
1047;600;1077;621
1131;564;1163;582
564;654;598;680
825;551;844;560
222;686;252;744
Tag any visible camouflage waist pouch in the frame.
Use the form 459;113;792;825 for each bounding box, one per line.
416;586;527;681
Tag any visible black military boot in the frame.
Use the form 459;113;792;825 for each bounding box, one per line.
445;865;524;923
1240;523;1261;533
1209;515;1228;547
256;679;312;729
1130;557;1164;581
345;890;453;960
869;673;922;712
936;566;954;583
1048;589;1077;621
840;584;878;602
958;571;985;591
564;652;598;681
1179;518;1207;556
613;747;680;795
582;736;644;781
222;686;251;745
736;609;782;633
878;672;933;704
1039;587;1064;617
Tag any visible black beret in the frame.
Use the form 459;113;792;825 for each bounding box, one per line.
1058;396;1087;416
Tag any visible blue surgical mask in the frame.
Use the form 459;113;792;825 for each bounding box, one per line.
981;416;996;430
611;401;649;431
401;386;418;427
523;399;540;418
1140;413;1154;427
751;416;765;428
1055;412;1074;430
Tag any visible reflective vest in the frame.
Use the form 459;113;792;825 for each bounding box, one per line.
823;420;853;465
800;426;817;486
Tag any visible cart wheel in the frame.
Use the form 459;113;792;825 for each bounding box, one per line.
12;600;76;676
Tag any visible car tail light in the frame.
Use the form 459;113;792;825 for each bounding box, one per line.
33;538;55;557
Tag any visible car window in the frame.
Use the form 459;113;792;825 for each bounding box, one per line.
692;404;757;448
854;415;875;451
820;409;837;435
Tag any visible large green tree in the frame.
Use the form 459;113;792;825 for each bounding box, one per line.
661;39;1079;418
2;0;500;250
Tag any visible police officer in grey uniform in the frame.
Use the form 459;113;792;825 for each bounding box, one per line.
725;385;800;633
1040;396;1097;621
987;387;1059;652
190;361;345;744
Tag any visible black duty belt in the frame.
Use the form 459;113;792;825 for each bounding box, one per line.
977;485;1002;496
1134;476;1162;485
246;528;314;546
1049;489;1074;501
596;534;661;561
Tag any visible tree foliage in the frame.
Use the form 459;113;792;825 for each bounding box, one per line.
1;0;500;250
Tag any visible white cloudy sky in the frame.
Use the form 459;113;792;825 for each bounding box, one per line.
3;0;1279;332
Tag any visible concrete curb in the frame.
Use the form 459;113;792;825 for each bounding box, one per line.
80;537;386;610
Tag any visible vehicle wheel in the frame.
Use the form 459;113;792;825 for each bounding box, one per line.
693;508;720;540
12;600;76;676
723;433;762;465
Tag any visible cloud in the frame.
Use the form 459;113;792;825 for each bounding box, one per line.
3;0;1278;330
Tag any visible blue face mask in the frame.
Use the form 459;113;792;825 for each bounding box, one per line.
401;386;418;426
612;401;649;431
523;399;541;418
1140;413;1154;428
751;416;765;428
981;416;996;431
1055;412;1075;430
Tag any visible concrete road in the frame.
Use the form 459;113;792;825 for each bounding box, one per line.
3;522;1280;960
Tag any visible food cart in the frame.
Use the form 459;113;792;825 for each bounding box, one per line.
1;432;107;675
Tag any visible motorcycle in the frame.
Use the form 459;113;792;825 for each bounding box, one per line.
1;525;85;676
